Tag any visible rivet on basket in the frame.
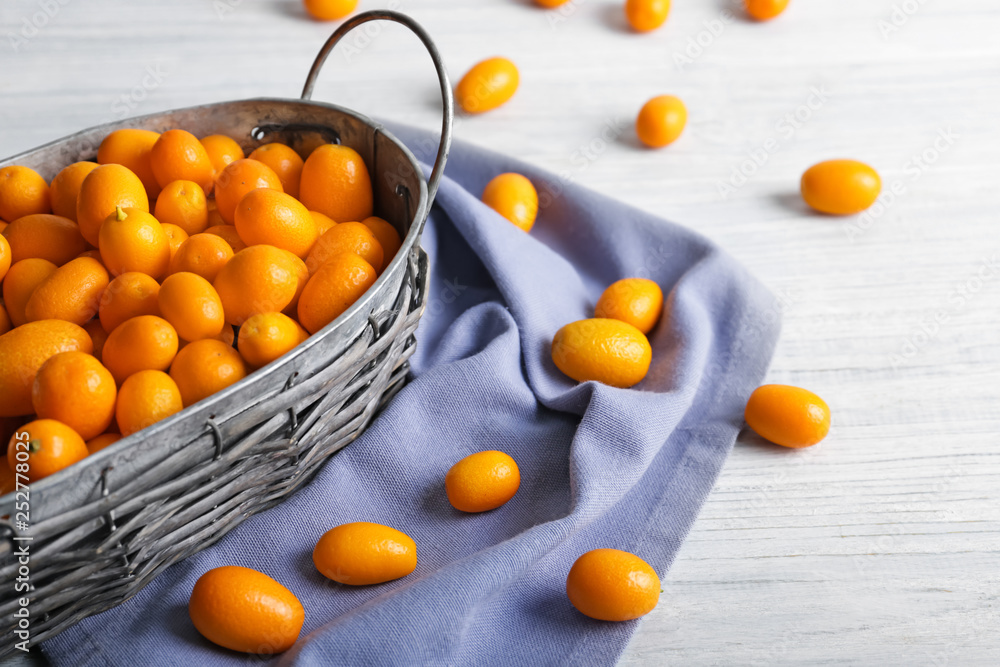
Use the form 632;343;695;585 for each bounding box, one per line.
396;183;413;223
206;419;224;461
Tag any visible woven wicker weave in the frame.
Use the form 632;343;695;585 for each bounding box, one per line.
0;11;452;655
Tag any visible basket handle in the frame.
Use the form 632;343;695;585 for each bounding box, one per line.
301;10;454;207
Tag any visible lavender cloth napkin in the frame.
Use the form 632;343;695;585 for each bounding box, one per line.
42;124;780;666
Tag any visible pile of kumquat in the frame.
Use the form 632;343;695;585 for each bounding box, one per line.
1;127;403;489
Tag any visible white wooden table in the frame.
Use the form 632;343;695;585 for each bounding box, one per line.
2;0;998;664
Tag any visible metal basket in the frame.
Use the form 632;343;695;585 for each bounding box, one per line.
0;11;453;654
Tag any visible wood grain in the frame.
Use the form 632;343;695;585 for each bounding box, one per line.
1;0;998;664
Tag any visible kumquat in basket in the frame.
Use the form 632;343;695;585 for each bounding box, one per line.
0;128;402;482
